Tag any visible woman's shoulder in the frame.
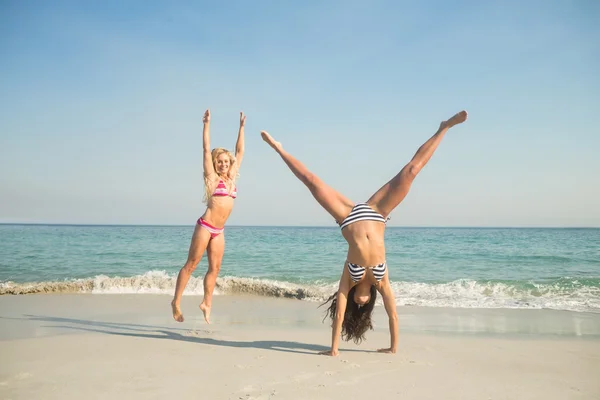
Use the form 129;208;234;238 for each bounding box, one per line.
204;173;221;184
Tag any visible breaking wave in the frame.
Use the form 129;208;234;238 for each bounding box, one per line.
1;271;599;313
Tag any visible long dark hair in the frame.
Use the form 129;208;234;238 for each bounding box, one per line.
320;285;377;344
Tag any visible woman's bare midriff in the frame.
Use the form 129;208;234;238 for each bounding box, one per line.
341;220;386;266
201;197;235;227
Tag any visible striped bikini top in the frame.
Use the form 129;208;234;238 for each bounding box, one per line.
338;203;387;230
347;262;387;282
212;179;237;199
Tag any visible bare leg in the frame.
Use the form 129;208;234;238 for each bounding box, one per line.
199;232;225;324
261;131;354;222
368;111;468;217
171;225;211;322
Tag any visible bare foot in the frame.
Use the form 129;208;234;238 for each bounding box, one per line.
171;300;184;322
199;303;211;324
441;110;468;129
260;131;282;151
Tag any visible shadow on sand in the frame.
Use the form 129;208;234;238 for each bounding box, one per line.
12;314;375;355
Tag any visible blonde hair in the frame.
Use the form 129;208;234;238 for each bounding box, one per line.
203;148;238;203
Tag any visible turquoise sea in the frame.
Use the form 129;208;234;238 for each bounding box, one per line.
1;225;599;312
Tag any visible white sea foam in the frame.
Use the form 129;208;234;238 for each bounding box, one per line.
390;279;600;312
1;272;599;313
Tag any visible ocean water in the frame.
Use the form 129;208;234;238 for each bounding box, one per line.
1;225;599;312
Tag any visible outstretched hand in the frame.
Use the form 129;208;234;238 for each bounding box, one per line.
203;109;210;124
239;111;246;127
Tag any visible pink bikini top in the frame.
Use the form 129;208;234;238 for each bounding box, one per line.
212;179;237;199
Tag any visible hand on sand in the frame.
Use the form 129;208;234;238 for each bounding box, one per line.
318;349;339;357
239;111;246;127
203;109;210;124
377;347;397;354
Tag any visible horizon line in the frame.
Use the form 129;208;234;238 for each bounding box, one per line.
0;223;598;229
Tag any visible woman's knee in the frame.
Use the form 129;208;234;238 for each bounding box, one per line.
184;257;201;272
302;171;318;189
402;162;420;181
207;263;222;275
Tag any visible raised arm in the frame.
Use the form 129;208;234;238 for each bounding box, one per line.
233;111;246;171
377;278;399;354
202;109;216;178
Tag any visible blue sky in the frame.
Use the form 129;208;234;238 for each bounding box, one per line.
1;0;598;226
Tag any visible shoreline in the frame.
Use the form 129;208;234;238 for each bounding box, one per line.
2;274;598;315
2;293;600;340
